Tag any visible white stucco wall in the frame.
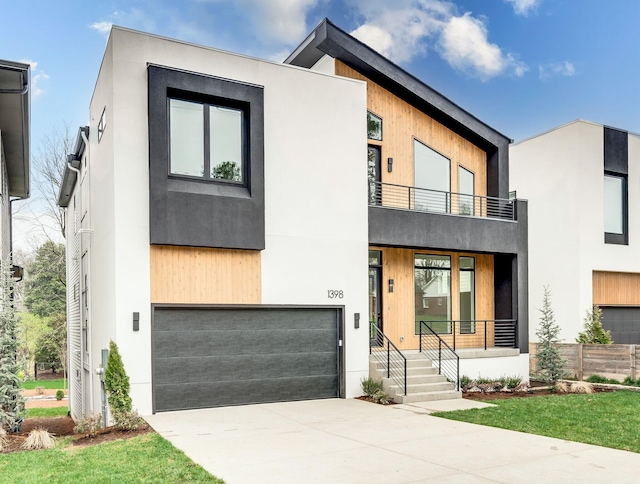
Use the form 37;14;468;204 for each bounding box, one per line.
510;120;640;344
85;27;369;415
459;354;530;382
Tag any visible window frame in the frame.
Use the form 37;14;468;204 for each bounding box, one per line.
604;172;628;245
367;111;383;141
414;253;452;335
168;95;248;186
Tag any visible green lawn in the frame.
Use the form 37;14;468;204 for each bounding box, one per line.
25;407;69;418
0;433;224;483
434;391;640;453
22;379;66;390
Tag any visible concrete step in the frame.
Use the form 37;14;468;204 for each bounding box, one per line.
388;381;455;394
406;374;450;385
373;365;438;377
369;356;434;368
396;390;462;404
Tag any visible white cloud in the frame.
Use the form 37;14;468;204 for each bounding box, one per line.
19;59;49;98
90;21;113;34
438;13;527;81
504;0;541;16
538;61;576;80
349;0;527;81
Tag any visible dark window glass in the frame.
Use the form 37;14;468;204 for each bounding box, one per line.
367;112;382;141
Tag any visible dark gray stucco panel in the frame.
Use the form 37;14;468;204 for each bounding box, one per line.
604;126;628;175
148;65;265;249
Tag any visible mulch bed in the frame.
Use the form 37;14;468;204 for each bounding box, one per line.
356;396;397;405
463;387;614;401
2;416;153;454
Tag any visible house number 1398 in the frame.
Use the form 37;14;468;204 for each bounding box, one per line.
327;290;344;299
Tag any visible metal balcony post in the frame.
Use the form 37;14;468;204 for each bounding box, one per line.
453;321;456;351
484;321;487;350
386;340;390;378
404;359;407;395
438;339;442;375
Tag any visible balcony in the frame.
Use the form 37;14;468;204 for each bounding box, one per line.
369;181;516;221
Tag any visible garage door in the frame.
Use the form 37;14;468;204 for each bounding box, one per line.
600;307;640;344
152;307;342;412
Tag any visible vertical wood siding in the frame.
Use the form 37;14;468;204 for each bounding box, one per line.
150;245;261;304
593;271;640;305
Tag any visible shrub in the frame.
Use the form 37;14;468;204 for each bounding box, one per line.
622;377;640;387
459;375;472;388
360;377;381;397
74;413;103;437
535;286;567;384
104;340;132;417
113;410;144;431
55;390;64;401
474;376;495;385
373;390;393;405
0;431;6;452
499;375;522;390
22;427;56;450
586;374;620;384
577;306;613;344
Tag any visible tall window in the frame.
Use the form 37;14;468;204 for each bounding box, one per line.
169;98;244;183
604;174;624;235
459;257;475;334
415;254;451;334
458;166;474;216
414;140;450;213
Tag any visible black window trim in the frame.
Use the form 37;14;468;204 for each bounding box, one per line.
167;94;248;186
367;110;383;141
604;171;628;245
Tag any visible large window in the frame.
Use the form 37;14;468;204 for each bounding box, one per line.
458;166;474;216
414;140;450;213
415;254;451;334
604;174;624;235
169;98;244;183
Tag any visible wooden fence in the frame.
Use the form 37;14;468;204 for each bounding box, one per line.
529;343;638;381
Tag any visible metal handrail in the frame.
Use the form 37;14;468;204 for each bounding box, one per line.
419;319;517;350
419;321;460;390
370;323;407;395
369;181;516;221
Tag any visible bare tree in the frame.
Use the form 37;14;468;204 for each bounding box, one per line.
29;123;75;239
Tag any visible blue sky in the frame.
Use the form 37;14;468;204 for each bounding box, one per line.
2;0;639;249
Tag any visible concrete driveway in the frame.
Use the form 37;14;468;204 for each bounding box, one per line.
145;398;640;483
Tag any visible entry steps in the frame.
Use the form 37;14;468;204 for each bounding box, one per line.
369;352;461;404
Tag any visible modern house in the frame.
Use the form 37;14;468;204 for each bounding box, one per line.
0;60;30;265
511;120;640;345
59;19;528;419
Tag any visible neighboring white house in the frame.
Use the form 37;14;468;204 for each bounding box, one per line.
0;60;30;267
510;120;640;346
59;21;529;420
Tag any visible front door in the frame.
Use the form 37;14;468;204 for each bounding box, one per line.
369;250;383;343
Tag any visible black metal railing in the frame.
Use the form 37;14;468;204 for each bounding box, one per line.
418;319;517;350
419;322;460;391
370;323;407;395
369;181;516;221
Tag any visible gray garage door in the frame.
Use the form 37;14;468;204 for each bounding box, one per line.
152;307;341;412
601;307;640;344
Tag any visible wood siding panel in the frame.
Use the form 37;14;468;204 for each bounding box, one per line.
372;246;494;350
336;61;486;197
593;271;640;306
150;245;261;304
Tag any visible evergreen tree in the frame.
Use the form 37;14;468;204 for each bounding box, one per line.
0;258;25;431
535;286;566;384
104;340;132;416
576;306;613;344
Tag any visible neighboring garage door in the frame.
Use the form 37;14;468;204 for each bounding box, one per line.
152;307;342;412
600;307;640;344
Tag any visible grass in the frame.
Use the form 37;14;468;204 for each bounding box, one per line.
25;407;69;418
0;433;224;483
22;379;66;390
434;391;640;453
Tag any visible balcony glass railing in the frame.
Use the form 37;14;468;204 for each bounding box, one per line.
369;181;516;221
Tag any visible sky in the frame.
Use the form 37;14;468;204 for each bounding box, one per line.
1;0;639;252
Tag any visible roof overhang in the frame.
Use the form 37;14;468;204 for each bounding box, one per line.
57;126;88;208
285;19;512;152
0;60;30;198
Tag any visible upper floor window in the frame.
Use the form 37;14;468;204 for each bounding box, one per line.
604;173;627;244
169;98;244;183
367;112;382;141
414;140;450;213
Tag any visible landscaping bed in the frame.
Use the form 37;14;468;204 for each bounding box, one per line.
463;386;613;401
2;416;152;454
